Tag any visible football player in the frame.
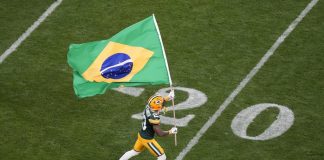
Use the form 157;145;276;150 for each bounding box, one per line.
119;90;177;160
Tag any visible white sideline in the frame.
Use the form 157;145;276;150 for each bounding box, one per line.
175;0;319;159
0;0;63;64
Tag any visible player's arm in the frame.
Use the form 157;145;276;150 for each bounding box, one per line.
153;124;178;137
149;114;169;137
162;90;175;113
153;125;169;137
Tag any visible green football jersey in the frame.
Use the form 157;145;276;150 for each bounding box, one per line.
139;106;161;139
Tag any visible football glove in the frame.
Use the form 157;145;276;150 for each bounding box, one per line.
168;127;178;135
168;90;175;100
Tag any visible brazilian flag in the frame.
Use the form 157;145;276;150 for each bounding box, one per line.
67;15;171;98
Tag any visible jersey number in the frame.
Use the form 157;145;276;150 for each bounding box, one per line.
141;112;147;130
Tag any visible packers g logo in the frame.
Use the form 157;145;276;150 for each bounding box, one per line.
100;53;133;79
155;100;161;105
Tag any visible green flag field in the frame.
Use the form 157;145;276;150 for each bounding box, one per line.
0;0;323;159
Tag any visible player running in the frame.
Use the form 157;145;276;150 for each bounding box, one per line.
119;90;177;160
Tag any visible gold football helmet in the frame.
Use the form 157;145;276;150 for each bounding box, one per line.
147;95;165;111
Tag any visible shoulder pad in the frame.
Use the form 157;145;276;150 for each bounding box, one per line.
148;112;160;124
151;112;160;119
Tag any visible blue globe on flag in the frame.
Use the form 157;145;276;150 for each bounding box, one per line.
100;53;133;79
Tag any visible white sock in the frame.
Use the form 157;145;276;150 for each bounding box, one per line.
119;150;140;160
157;154;166;160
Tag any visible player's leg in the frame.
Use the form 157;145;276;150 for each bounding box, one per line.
119;135;145;160
119;150;140;160
143;139;166;158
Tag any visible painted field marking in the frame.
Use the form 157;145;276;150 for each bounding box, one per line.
176;0;319;159
0;0;63;64
113;87;145;97
231;103;294;141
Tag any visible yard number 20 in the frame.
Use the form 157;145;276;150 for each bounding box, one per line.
129;87;295;141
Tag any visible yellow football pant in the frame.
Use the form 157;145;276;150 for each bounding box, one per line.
133;133;165;157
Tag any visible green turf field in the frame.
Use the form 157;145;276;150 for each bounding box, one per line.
1;0;323;159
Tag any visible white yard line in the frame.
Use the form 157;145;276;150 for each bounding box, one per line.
0;0;63;64
175;0;319;159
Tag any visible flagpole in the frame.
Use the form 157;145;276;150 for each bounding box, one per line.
152;14;177;146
